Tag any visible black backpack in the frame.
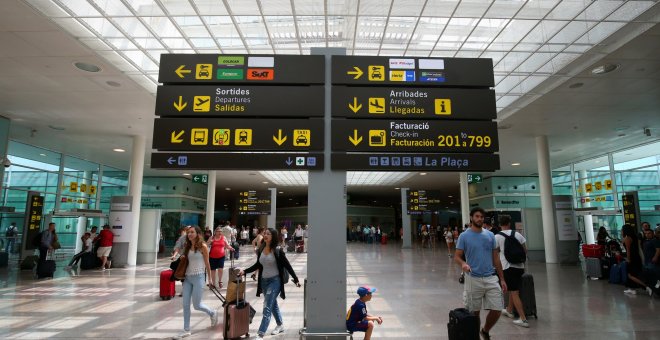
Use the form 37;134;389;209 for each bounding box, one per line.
498;230;526;264
5;226;16;237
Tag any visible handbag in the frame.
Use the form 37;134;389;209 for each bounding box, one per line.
169;257;180;271
52;240;61;250
173;255;188;280
277;247;290;284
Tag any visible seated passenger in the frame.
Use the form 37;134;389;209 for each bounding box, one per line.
65;232;92;270
346;286;383;340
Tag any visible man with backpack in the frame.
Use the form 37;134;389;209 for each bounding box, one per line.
494;215;529;328
5;222;17;253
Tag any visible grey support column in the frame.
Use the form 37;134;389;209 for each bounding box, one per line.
459;172;470;227
266;188;276;229
536;135;558;263
578;170;595;244
306;47;347;336
205;171;216;229
75;171;91;253
401;188;412;248
127;135;145;266
0;116;9;193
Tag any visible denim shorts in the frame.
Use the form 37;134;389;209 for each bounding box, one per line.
209;256;225;270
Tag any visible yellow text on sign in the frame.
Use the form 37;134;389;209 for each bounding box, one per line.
70;182;78;192
213;129;231;146
80;183;87;193
368;98;385;114
90;185;96;195
605;179;612;190
389;70;405;81
193;96;211;112
293;130;311;147
191;128;208;145
595;181;602;191
585;183;593;193
434;99;452;115
196;64;212;79
235;129;253;146
368;130;386;147
368;65;385;81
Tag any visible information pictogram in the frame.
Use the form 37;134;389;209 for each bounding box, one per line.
235;129;253;146
434;99;451;115
213;129;230;146
191;128;208;145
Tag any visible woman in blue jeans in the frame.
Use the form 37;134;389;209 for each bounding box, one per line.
239;228;301;340
173;226;219;340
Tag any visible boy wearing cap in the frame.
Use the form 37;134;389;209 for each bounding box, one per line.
346;286;383;340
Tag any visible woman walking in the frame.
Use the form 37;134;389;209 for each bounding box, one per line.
238;228;301;340
173;226;219;340
207;227;234;289
444;227;455;257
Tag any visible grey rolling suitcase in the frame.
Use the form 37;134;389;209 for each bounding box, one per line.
585;257;602;279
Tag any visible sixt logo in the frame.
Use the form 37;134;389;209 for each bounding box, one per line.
247;68;274;80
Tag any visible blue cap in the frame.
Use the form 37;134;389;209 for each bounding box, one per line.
357;286;377;297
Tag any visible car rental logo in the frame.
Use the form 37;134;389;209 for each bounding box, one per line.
247;68;274;80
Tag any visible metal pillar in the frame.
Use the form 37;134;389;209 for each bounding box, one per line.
578;170;595;244
266;187;277;229
536;135;558;263
127;135;145;266
205;171;217;229
459;172;470;227
306;47;346;336
401;188;412;248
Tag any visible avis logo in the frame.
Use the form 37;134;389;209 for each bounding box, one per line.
247;68;274;80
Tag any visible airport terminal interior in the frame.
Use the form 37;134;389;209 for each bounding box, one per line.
1;0;660;339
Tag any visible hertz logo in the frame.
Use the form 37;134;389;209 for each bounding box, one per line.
247;68;274;80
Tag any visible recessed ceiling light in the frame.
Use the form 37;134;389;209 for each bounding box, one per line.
278;191;284;194
591;63;619;75
182;173;190;176
262;181;269;184
594;160;601;163
394;187;400;190
448;195;453;198
225;187;231;190
74;61;101;73
39;153;46;156
112;148;125;152
420;172;427;176
568;82;584;89
288;198;293;200
511;163;521;166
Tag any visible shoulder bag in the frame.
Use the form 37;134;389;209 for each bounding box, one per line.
173;255;188;280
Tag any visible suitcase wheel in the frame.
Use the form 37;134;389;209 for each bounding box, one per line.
160;296;166;300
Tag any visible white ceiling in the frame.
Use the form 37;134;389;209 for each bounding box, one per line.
0;0;659;206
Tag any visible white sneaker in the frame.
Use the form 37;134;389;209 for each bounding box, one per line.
623;289;637;295
210;310;219;327
501;309;514;319
271;324;285;335
172;330;191;339
646;287;653;297
513;319;529;328
255;335;264;340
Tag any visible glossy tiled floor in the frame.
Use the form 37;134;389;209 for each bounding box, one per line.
0;242;658;339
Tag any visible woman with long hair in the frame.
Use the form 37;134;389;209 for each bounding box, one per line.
444;227;455;257
173;226;218;339
621;224;653;296
596;227;611;246
238;228;301;340
207;227;234;289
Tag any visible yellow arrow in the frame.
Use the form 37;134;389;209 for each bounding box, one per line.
348;97;362;113
273;129;287;146
347;66;363;79
175;65;191;78
171;130;184;143
173;96;187;111
348;129;362;146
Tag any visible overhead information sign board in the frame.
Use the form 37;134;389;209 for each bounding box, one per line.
159;54;325;84
156;85;324;117
408;190;442;214
192;174;208;184
332;120;498;153
467;173;483;183
332;87;495;120
237;190;271;215
331;153;500;171
153;118;323;151
332;56;494;87
151;152;323;170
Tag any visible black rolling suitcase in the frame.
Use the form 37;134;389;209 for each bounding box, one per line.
517;273;538;319
447;308;479;340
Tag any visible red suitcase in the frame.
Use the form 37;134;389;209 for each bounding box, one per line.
160;270;176;300
224;274;250;339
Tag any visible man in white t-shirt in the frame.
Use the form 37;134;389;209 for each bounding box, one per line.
494;215;529;328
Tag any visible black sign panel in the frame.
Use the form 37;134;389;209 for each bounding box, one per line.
151;152;324;170
332;120;498;153
156;85;324;117
331;153;499;171
237;190;271;215
24;193;44;251
332;56;494;87
159;54;325;84
333;86;495;120
622;191;641;229
408;190;442;214
153;118;323;151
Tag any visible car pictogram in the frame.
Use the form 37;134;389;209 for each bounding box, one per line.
296;135;308;145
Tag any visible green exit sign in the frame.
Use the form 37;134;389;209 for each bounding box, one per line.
468;174;482;184
192;174;208;184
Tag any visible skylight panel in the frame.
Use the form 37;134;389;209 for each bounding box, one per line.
161;38;192;50
53;18;96;38
536;52;580;73
391;0;426;16
80;17;124;37
90;0;133;16
581;1;621;21
484;0;525;18
79;37;111;51
295;0;325;15
134;38;165;50
359;0;390;16
59;0;101;17
546;0;588;20
260;0;293;15
494;52;531;73
225;0;261;15
25;0;70;17
160;0;197;15
142;17;183;38
516;52;554;72
106;38;139;50
190;38;217;49
547;21;596;44
126;0;165;16
490;19;537;47
573;22;626;46
517;75;548;93
113;17;153;38
519;20;566;45
192;0;229;15
516;0;560;20
453;0;491;18
260;171;308;186
123;50;159;72
607;1;655;21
